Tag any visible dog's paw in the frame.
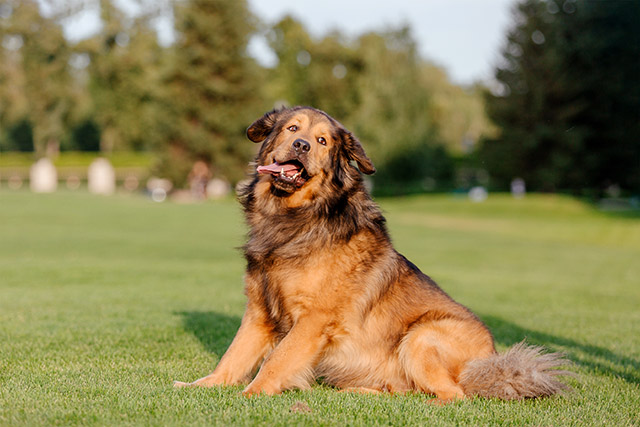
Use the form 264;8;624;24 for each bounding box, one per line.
241;387;260;397
173;380;195;388
427;397;462;406
242;382;281;397
242;384;266;397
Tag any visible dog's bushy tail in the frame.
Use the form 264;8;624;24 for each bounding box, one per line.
459;341;573;400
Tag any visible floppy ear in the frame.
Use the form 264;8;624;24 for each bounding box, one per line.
246;109;282;143
342;130;376;175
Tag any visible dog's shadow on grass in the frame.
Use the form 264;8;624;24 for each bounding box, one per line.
481;313;640;386
177;311;241;358
176;310;639;386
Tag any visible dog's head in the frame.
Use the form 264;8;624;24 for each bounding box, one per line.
246;106;375;199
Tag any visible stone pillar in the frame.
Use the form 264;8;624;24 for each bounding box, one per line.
30;158;57;193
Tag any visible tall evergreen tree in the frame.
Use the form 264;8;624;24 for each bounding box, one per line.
559;0;640;193
481;0;568;191
481;0;640;194
156;0;262;186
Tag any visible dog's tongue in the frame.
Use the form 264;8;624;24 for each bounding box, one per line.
257;162;298;175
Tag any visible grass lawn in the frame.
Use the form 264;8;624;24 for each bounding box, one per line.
0;191;638;425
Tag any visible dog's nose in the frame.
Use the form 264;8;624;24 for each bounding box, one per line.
292;138;310;153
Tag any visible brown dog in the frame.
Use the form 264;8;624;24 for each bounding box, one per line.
174;106;570;401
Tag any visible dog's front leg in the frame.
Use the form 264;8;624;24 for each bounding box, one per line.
242;314;330;396
174;301;274;388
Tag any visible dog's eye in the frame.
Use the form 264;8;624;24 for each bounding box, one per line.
317;137;326;146
287;125;298;132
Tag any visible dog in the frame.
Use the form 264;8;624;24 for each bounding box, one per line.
174;106;571;401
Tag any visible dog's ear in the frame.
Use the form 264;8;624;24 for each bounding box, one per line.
342;129;376;175
246;109;284;143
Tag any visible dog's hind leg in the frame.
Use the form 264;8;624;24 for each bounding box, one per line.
398;318;494;401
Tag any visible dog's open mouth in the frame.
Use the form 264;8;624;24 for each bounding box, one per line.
257;159;309;190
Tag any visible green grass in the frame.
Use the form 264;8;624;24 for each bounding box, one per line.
0;191;638;425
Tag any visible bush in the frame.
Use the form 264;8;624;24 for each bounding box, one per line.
373;143;454;196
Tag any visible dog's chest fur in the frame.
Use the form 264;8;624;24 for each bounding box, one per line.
247;226;380;325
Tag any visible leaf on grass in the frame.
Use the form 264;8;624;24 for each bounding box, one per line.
289;401;312;414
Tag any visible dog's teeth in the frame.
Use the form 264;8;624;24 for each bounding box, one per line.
280;168;285;177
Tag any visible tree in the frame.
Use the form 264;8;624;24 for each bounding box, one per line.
82;0;165;153
266;16;362;121
155;0;263;187
0;0;72;156
480;0;568;191
481;0;640;194
0;3;26;141
421;66;495;155
1;119;33;152
266;18;454;193
349;29;437;161
559;0;640;193
69;119;100;151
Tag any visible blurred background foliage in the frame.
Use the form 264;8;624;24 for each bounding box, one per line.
0;0;638;195
480;0;640;196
